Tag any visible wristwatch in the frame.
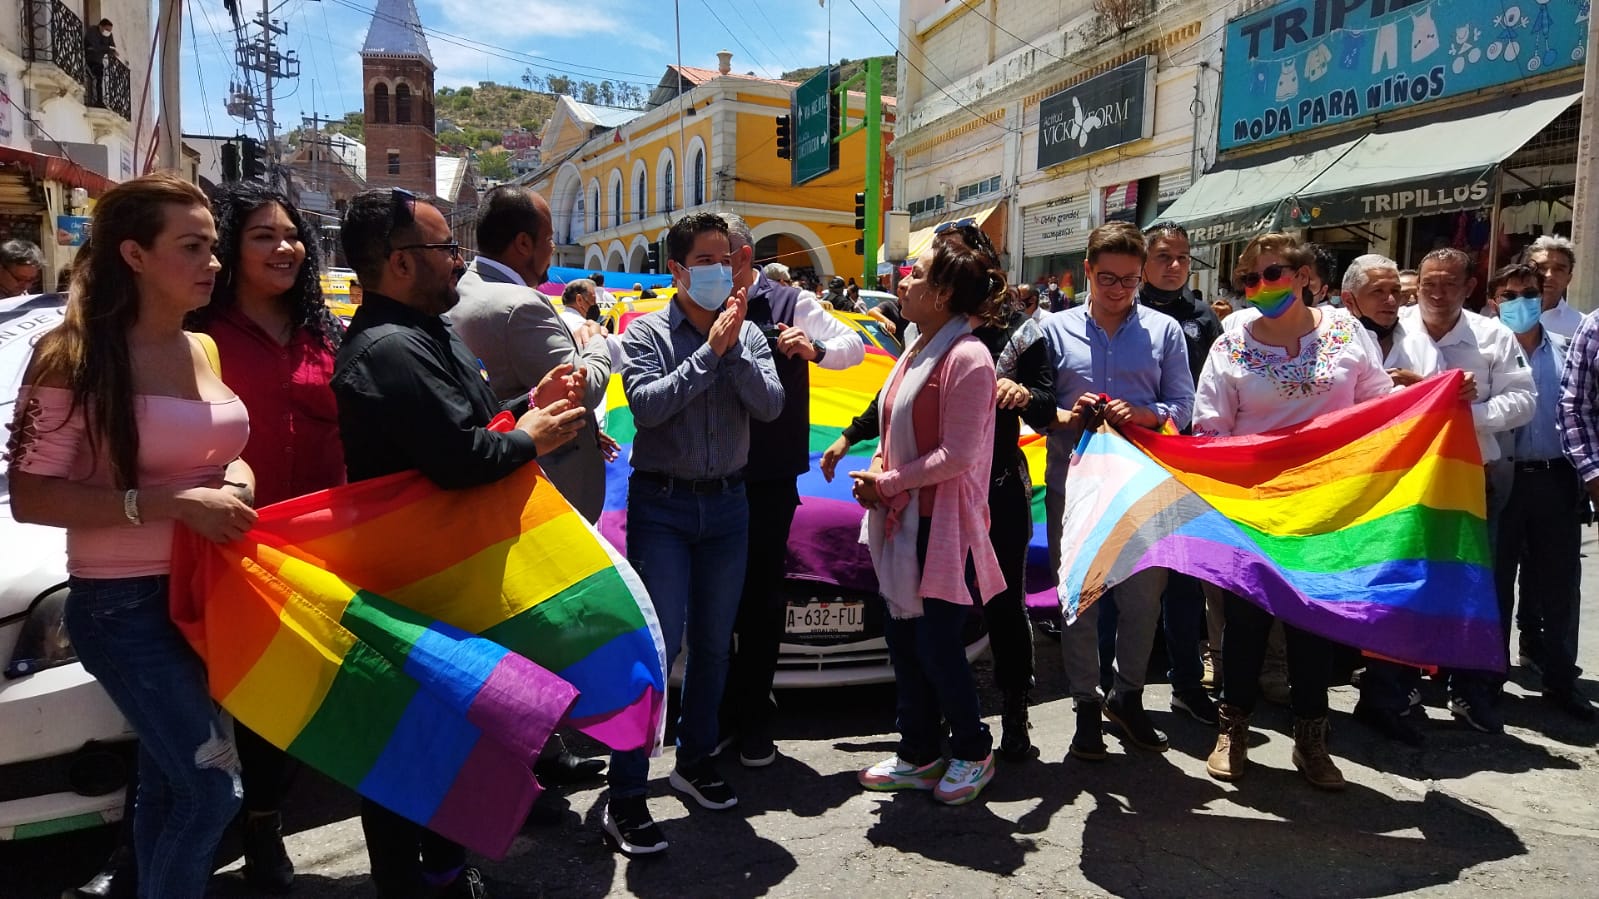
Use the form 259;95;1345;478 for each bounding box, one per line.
812;343;827;365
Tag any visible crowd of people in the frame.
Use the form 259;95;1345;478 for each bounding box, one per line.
5;171;1597;898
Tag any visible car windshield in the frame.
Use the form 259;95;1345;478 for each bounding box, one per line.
856;319;901;357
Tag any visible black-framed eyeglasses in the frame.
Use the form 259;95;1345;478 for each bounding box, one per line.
1094;271;1142;290
392;241;463;259
1496;287;1542;302
1237;264;1289;290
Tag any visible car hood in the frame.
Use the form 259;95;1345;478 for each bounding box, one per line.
0;294;69;617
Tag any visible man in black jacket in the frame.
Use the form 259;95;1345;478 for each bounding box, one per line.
332;187;586;898
1135;221;1223;729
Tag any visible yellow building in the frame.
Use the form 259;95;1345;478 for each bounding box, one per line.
525;52;893;284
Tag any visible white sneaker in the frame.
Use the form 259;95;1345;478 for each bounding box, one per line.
933;753;995;806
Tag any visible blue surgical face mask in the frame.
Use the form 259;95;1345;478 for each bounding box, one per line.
685;263;733;311
1498;296;1542;334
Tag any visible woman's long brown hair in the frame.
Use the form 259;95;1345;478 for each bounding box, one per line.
27;172;210;488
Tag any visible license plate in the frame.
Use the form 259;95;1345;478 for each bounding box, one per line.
785;600;866;635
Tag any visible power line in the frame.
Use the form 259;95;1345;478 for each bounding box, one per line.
749;0;804;71
187;4;217;137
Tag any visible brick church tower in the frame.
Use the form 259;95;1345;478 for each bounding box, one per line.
361;0;436;197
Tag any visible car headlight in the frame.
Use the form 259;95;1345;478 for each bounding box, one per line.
5;586;77;678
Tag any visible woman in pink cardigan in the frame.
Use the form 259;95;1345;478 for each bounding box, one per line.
849;241;1006;805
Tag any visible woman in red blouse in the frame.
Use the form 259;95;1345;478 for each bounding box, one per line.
187;182;346;891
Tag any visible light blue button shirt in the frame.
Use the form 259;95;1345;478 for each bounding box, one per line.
1040;303;1193;484
1514;328;1568;462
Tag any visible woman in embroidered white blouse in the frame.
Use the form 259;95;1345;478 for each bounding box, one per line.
1192;233;1392;793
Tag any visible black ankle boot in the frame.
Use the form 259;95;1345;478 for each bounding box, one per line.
1105;690;1169;752
1068;700;1107;761
242;810;294;894
68;844;135;899
997;690;1037;760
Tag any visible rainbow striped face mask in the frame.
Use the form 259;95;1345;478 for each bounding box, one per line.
1239;264;1300;318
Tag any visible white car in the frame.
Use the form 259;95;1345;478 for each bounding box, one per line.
0;293;135;840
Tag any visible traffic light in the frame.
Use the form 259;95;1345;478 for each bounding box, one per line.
852;192;866;231
775;115;792;160
241;136;266;181
853;238;864;256
221;142;241;182
646;242;660;274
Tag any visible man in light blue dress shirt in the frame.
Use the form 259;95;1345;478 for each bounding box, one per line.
1039;223;1193;765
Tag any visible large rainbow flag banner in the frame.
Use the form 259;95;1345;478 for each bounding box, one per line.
171;461;667;858
1058;370;1502;671
599;344;1054;602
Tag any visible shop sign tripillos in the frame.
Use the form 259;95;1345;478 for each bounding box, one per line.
1219;0;1585;152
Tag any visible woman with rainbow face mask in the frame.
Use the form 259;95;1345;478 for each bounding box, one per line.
1191;232;1393;792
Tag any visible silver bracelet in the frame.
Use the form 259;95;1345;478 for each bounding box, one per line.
123;488;142;526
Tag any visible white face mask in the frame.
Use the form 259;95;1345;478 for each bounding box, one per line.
101;28;112;36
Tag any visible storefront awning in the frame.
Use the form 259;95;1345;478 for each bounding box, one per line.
1158;139;1359;245
0;146;117;198
1288;93;1581;229
880;203;1001;265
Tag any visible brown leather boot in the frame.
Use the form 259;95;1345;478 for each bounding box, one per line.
1206;703;1248;781
1292;716;1347;791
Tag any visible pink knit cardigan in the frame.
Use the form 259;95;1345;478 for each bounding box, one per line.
873;337;1005;609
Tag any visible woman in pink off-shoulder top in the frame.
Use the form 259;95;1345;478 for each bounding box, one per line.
4;173;257;899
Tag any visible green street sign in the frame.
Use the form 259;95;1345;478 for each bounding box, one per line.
793;67;836;185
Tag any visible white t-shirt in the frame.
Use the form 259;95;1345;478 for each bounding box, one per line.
1193;306;1393;437
1541;297;1585;339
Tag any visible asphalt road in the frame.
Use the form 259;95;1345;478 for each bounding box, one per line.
7;536;1599;899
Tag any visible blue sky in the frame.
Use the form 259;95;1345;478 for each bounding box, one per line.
180;0;902;138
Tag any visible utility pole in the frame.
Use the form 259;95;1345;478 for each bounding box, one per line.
155;0;182;171
1571;9;1599;311
863;57;882;288
234;0;300;187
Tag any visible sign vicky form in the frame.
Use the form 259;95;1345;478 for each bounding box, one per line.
1219;0;1585;151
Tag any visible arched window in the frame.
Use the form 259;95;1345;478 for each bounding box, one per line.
572;196;585;242
663;159;674;212
591;185;600;232
613;180;622;228
636;170;647;220
372;84;389;124
693;148;705;206
395;83;412;124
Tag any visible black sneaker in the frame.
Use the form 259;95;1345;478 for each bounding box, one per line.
1353;701;1425;746
434;867;487;898
1543;687;1597;721
738;734;777;768
602;795;667;855
1171;688;1219;726
1104;691;1169;752
1449;693;1505;734
669;762;738;810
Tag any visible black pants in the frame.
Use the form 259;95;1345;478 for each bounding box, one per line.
1494;462;1583;691
236;722;296;814
984;459;1035;695
361;799;465;898
1219;592;1334;718
723;477;801;741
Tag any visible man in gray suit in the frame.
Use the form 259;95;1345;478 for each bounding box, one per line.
452;185;613;523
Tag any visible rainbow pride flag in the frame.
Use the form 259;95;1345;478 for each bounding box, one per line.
171;461;667;858
596;346;1054;600
1058;370;1502;671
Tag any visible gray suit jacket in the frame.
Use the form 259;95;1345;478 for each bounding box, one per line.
450;259;610;522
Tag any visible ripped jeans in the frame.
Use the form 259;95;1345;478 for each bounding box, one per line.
64;575;241;899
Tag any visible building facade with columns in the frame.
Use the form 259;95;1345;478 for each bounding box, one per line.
524;51;894;285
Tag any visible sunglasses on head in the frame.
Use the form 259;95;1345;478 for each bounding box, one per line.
1496;287;1542;302
1237;264;1289;290
933;217;978;235
384;187;419;255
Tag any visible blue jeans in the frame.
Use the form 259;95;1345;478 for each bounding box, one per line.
64;576;241;899
610;478;749;798
1162;573;1206;692
884;596;992;764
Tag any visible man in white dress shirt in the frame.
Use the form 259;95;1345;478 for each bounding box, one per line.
1387;247;1535;736
1522;234;1585;338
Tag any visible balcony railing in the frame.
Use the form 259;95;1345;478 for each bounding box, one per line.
23;0;89;87
88;55;132;121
